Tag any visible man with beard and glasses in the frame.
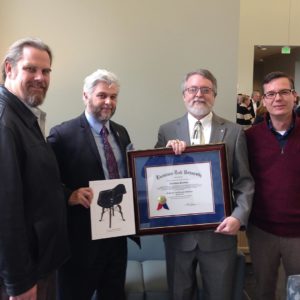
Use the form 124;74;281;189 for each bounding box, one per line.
155;69;254;300
0;38;69;300
48;69;137;300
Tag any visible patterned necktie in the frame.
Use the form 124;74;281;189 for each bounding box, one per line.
193;121;205;145
100;126;120;179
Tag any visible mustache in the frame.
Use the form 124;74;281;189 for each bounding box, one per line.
28;81;47;90
192;98;206;104
101;105;113;109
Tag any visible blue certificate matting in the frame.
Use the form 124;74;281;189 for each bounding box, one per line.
128;143;231;235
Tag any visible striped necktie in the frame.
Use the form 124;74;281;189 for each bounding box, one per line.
100;126;120;179
193;121;205;145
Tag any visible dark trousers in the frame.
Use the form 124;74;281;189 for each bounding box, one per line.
57;238;127;300
0;272;56;300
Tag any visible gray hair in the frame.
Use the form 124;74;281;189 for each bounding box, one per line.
83;69;120;95
1;37;52;82
181;69;217;96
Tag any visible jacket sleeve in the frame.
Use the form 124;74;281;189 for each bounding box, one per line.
0;125;36;296
230;126;254;226
47;126;73;201
154;125;168;148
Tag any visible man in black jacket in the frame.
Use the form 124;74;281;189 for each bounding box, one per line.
0;38;69;300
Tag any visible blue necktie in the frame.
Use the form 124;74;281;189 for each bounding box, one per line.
100;126;120;179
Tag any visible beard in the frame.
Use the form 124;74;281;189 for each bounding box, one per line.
98;110;115;122
185;99;214;119
90;104;116;122
24;82;48;107
25;93;46;107
187;105;211;118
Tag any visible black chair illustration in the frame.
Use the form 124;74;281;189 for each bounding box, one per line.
97;184;126;228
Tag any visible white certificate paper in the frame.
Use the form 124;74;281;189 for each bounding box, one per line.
146;162;214;218
90;178;136;240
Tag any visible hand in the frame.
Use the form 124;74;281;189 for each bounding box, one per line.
68;187;93;208
215;216;241;235
166;139;186;155
10;285;37;300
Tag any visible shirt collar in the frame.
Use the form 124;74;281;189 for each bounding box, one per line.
85;110;111;134
26;105;46;120
266;112;295;137
187;112;213;128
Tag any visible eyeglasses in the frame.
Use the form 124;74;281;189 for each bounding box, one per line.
264;89;295;100
184;86;213;95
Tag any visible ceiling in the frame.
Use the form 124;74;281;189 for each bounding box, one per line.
254;45;299;62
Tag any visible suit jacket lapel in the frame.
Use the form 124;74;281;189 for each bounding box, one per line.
79;113;102;164
110;122;127;160
110;121;131;177
210;113;226;143
179;113;227;145
176;115;191;145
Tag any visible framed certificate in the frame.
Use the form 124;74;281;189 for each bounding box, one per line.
127;143;231;235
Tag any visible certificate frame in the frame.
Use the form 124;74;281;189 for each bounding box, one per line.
127;143;231;235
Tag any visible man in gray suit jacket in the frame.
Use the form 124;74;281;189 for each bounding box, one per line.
155;69;254;300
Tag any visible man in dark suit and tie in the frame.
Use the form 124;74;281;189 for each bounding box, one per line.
155;69;254;300
48;69;133;300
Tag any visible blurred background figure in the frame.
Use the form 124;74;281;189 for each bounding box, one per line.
237;93;243;105
248;90;261;118
252;101;268;125
236;94;253;129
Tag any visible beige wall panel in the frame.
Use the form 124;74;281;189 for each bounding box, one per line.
238;0;300;95
0;0;239;149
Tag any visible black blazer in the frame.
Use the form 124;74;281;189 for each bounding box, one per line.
0;86;69;295
248;99;260;118
47;113;133;267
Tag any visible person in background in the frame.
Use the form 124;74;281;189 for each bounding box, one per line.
294;95;300;116
236;94;253;129
237;93;243;105
245;71;300;300
248;90;261;118
0;37;69;300
48;69;137;300
252;101;268;125
155;68;254;300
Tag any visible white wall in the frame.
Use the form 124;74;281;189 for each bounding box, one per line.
0;0;240;149
238;0;300;95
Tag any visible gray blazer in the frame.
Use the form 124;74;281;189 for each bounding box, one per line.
155;113;254;251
